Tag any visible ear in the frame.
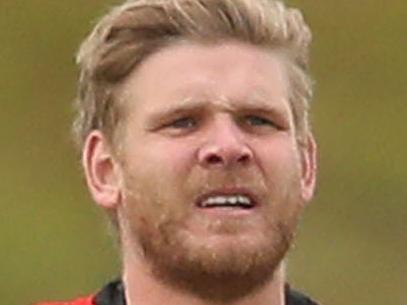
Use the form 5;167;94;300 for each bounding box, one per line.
82;130;122;209
299;132;317;203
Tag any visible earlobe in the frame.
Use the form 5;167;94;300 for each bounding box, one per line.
82;130;121;209
300;132;317;203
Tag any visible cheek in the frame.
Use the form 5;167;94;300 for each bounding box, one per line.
150;139;197;174
125;137;196;175
122;140;197;215
255;138;301;173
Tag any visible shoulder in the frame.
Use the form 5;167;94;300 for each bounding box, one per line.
33;295;95;305
285;284;321;305
32;279;122;305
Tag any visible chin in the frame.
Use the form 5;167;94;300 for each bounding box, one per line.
133;217;294;302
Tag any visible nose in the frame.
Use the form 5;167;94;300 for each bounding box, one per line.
198;118;253;168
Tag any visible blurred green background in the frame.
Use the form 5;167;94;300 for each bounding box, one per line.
1;1;406;304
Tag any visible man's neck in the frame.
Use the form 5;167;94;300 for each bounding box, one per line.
122;252;286;305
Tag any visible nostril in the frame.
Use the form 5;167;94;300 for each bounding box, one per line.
198;143;253;167
237;153;251;164
206;154;223;164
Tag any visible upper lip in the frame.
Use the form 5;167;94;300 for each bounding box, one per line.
195;187;259;208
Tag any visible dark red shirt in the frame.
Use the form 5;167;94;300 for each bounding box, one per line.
35;279;320;305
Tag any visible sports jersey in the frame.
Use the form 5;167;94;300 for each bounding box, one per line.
35;279;320;305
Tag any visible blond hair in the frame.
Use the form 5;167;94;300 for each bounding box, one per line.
73;0;313;151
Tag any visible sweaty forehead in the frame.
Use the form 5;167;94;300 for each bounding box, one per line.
119;40;290;113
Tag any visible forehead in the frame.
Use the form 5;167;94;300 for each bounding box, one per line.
119;40;290;116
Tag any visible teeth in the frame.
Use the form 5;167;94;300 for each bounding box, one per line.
238;195;251;205
201;195;253;207
229;196;237;204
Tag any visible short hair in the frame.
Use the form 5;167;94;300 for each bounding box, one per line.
73;0;313;152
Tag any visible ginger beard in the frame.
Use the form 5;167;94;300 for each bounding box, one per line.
117;158;306;302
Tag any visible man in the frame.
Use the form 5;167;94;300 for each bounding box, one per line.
37;0;319;304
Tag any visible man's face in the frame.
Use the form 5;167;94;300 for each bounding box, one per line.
114;41;316;296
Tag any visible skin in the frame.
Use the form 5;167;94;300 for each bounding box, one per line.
82;40;317;305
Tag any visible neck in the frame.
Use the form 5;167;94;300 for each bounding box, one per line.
122;249;286;305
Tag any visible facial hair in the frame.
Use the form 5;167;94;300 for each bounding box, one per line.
118;165;305;303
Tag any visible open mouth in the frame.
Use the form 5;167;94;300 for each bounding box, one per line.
196;190;257;210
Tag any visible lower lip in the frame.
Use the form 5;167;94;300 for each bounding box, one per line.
196;206;257;217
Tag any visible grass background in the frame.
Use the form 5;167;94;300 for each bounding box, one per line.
1;1;406;304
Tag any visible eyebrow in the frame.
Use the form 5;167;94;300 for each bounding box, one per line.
232;98;290;117
145;99;207;125
145;96;291;127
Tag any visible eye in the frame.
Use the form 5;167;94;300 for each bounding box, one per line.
244;115;276;127
168;117;197;129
